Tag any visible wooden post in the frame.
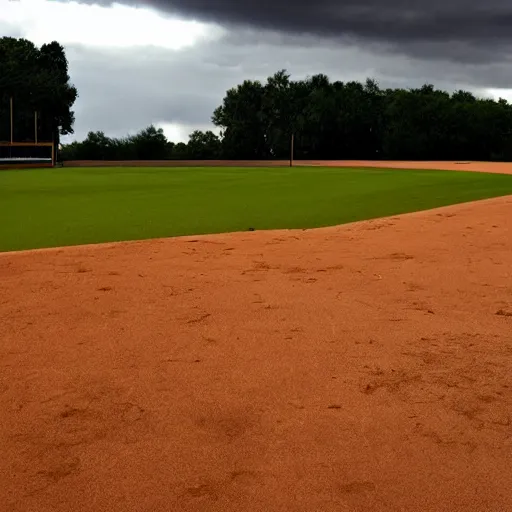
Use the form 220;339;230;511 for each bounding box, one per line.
34;111;38;143
9;96;13;143
290;133;294;167
51;131;55;167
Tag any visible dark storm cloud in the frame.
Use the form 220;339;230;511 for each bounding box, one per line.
155;0;511;42
62;0;512;61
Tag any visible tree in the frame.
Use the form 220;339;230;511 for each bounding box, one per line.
60;126;174;161
0;37;77;154
187;130;221;159
172;142;189;159
212;79;267;159
129;125;169;160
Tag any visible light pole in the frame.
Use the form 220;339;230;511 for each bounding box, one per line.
10;96;13;143
290;132;294;167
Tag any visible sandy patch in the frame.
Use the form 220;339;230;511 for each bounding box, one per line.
1;194;512;511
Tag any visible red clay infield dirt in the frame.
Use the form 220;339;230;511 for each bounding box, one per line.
1;162;512;511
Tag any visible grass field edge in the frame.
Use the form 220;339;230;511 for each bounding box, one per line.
2;193;511;256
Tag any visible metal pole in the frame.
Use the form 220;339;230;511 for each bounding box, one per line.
51;131;55;167
290;133;294;167
34;111;38;143
10;96;13;143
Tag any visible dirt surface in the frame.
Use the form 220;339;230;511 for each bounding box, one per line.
64;159;512;174
1;191;512;511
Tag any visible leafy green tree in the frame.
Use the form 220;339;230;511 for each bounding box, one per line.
61;126;173;160
172;142;189;159
212;79;267;158
187;130;221;159
129;125;169;160
211;70;512;162
0;37;77;155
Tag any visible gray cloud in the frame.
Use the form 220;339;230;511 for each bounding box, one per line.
57;0;512;62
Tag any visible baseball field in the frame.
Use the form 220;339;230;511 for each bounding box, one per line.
1;160;512;512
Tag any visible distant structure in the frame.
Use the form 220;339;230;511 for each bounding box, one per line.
0;97;54;169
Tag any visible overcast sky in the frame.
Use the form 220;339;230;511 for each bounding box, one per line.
2;0;512;143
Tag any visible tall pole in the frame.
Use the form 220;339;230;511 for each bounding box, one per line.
52;130;55;166
9;96;13;143
34;111;38;143
290;132;294;167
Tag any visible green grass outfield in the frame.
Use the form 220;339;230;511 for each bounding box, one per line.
1;165;512;252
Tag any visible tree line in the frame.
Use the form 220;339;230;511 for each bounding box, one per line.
212;71;512;161
3;36;512;162
60;126;222;161
64;70;512;162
